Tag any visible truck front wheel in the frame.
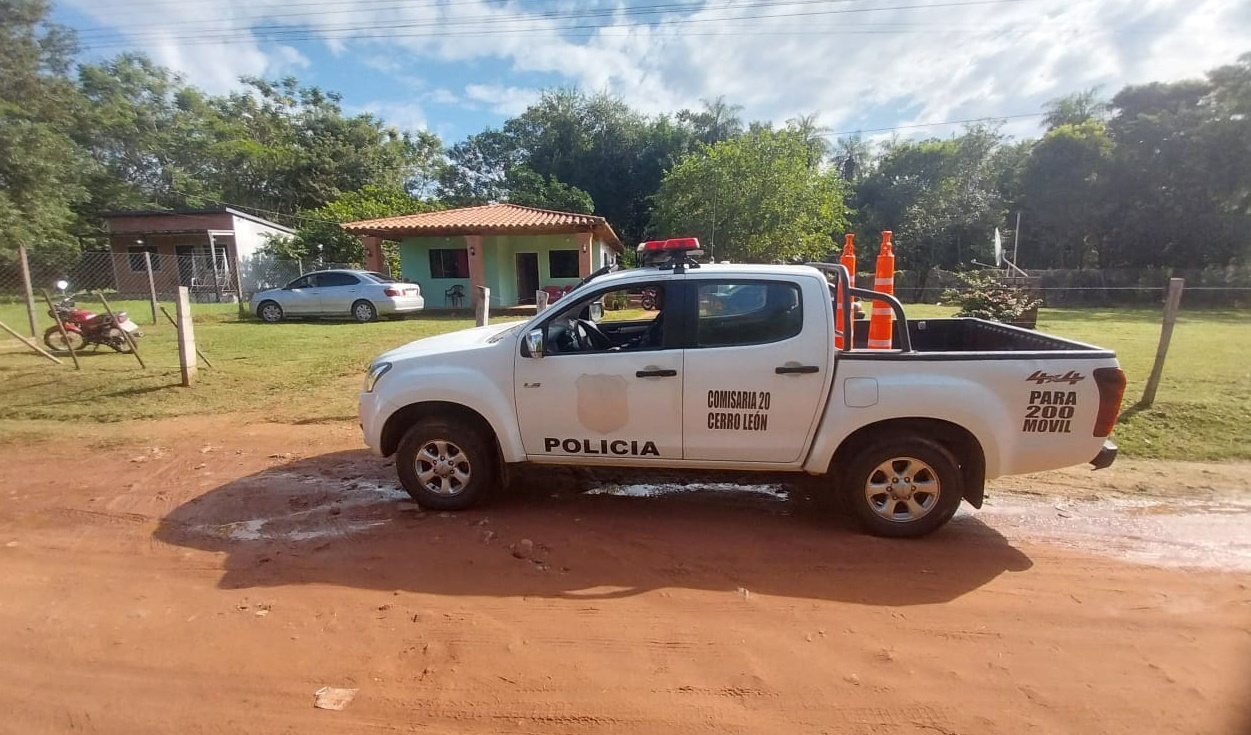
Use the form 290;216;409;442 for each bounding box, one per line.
842;437;963;538
396;418;495;511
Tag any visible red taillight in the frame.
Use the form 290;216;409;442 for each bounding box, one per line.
384;288;399;297
1093;367;1126;437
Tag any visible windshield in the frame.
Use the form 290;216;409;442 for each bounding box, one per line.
361;272;400;283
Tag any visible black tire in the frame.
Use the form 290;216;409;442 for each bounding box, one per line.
257;300;284;323
841;437;963;538
352;300;378;323
395;418;496;511
105;327;135;353
43;327;85;354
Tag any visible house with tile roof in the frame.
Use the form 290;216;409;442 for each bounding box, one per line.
342;203;623;309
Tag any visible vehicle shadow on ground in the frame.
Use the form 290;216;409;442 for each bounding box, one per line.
155;451;1034;607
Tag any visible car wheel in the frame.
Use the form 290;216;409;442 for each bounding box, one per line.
352;299;378;323
395;418;495;511
842;437;963;538
257;300;284;323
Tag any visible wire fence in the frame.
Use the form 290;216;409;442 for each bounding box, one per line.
3;250;1250;314
0;250;358;307
861;267;1251;308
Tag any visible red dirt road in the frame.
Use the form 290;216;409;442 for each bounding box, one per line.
0;418;1248;734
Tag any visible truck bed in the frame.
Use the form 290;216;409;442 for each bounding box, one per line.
848;318;1112;357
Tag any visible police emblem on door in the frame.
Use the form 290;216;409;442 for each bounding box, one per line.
575;374;629;434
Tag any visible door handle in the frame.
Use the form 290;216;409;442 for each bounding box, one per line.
636;369;677;378
775;365;820;374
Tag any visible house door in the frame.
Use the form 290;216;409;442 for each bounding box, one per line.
516;253;539;304
175;246;198;286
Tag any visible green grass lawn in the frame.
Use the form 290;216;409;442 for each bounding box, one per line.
0;298;1246;461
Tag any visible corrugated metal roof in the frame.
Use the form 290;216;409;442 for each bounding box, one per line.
341;203;621;249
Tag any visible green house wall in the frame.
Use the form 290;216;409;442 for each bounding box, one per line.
398;232;611;307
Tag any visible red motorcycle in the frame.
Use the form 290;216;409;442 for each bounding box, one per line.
42;283;143;354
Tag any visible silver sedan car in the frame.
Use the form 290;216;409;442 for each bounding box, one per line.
251;270;425;323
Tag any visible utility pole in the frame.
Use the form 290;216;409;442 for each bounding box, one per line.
1013;211;1021;265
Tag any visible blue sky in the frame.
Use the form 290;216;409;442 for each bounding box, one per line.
54;0;1251;146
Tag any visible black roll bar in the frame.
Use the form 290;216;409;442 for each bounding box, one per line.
804;262;913;353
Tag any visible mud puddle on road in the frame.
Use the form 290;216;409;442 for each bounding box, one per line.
174;463;1251;572
972;491;1251;571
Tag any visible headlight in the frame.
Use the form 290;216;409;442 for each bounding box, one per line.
363;361;392;392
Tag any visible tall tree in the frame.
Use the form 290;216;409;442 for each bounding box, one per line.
852;126;1010;276
677;96;744;146
649;128;847;263
282;184;435;264
1017;120;1113;268
0;0;90;273
1043;88;1110;129
786;113;831;166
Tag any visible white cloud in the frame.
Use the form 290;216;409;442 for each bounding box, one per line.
463;84;540;115
357;101;428;133
425;88;463;105
60;0;1251;137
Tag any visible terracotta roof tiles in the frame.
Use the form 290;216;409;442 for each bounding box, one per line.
342;203;621;249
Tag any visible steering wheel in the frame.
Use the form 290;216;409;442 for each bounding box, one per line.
573;319;614;351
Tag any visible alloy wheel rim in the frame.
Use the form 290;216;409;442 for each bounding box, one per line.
864;455;941;522
415;440;472;496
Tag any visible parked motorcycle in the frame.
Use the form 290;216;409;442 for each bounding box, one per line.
42;281;143;354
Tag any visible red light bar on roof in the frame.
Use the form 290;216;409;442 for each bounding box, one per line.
639;237;701;252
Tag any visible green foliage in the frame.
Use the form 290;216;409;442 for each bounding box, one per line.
649;127;848;263
284;185;436;264
436;88;699;244
601;290;629;310
504;167;594;213
941;271;1043;322
852;125;1007;276
0;0;90;272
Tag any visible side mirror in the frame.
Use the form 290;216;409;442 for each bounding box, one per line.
524;329;544;359
588;301;604;323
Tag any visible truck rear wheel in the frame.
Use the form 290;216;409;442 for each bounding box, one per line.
395;418;495;511
842;437;963;538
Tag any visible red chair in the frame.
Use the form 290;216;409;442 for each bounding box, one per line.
543;285;564;302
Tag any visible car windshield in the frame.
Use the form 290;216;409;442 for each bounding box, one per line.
361;272;400;283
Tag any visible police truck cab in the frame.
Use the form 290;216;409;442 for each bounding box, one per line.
359;238;1124;538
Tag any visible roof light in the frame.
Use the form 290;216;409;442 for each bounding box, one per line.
639;237;702;253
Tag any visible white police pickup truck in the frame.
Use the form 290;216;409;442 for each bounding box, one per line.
359;241;1125;538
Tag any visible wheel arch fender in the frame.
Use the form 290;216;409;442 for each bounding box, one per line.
824;417;988;508
376;374;523;464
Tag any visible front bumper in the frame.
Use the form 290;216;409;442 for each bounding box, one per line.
1089;440;1118;470
359;391;398;456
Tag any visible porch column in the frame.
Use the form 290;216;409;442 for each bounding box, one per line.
361;236;385;272
465;234;486;309
576;231;594;278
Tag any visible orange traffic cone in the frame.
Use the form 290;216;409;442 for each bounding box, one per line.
834;233;856;349
867;231;895;350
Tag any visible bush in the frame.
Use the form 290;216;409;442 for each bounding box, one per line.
602;291;629;310
942;271;1043;323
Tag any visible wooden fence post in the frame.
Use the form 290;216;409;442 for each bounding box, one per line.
41;289;79;370
234;263;247;319
144;251;159;325
536;290;549;313
0;320;63;364
1140;278;1185;407
18;243;38;337
95;291;145;369
160;305;214;368
475;286;490;327
175;286;197;386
